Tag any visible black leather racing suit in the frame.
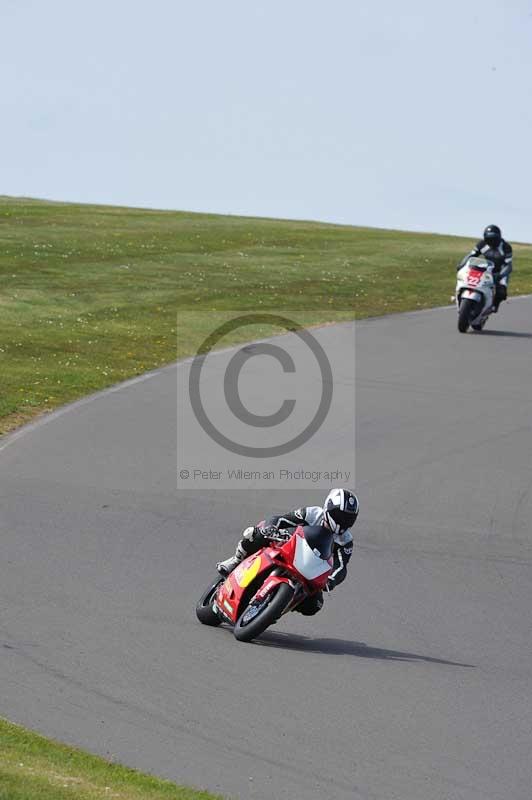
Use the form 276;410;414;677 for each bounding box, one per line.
239;506;355;616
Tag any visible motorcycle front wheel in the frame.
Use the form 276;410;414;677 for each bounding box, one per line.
196;577;224;626
234;582;295;642
458;298;479;333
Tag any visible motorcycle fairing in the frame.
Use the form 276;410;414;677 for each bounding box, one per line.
233;556;262;588
292;532;333;579
215;550;276;623
456;258;496;322
214;525;334;623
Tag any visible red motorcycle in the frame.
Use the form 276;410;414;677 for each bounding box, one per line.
196;525;334;642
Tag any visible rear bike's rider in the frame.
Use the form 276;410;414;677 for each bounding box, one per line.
458;224;513;313
217;488;359;616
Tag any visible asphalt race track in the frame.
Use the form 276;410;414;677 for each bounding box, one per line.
2;298;532;800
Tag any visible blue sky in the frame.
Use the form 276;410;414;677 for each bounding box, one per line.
3;0;532;241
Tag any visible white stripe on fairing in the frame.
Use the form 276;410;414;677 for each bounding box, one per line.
293;535;332;579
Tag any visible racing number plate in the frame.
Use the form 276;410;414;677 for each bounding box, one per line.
467;268;484;286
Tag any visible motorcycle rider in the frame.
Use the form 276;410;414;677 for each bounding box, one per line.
217;488;359;616
458;224;513;312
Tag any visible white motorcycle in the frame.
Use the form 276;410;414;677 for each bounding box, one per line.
455;256;496;333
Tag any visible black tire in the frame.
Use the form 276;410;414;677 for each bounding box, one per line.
234;582;294;642
458;298;477;333
196;578;223;626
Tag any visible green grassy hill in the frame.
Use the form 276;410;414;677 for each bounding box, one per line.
0;717;222;799
1;196;531;435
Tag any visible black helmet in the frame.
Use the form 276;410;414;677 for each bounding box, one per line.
323;488;359;534
483;224;502;247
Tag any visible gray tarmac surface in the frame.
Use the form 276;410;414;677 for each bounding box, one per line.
1;298;532;799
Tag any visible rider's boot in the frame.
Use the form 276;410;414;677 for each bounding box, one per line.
216;542;247;575
217;526;263;575
492;284;506;314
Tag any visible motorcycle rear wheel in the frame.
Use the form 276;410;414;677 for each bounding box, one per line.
234;583;294;642
196;577;224;626
458;298;478;333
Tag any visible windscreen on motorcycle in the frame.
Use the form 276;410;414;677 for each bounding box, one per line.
301;524;334;560
467;257;492;270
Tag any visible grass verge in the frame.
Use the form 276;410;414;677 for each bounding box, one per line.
1;195;532;438
0;717;222;800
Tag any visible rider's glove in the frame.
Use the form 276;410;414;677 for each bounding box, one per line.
260;525;290;542
242;525;257;541
258;524;281;537
242;524;281;542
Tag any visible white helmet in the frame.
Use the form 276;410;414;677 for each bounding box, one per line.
323;488;359;534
